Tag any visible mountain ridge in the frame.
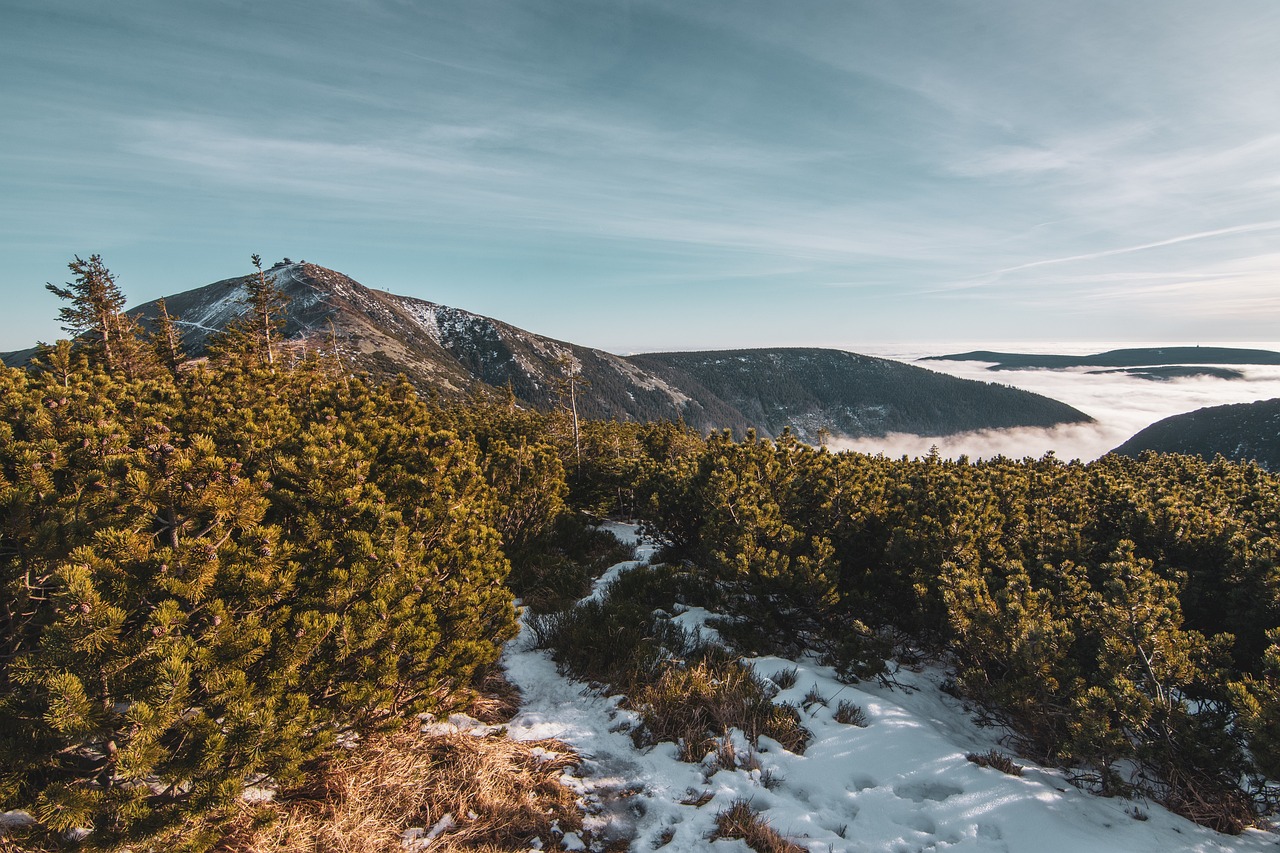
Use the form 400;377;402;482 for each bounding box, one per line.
924;346;1280;373
3;260;1093;441
630;348;1091;439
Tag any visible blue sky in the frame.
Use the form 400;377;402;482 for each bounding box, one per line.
3;0;1280;353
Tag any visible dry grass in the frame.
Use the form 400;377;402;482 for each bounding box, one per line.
631;658;810;762
833;700;868;727
801;686;828;710
769;667;798;690
711;800;806;853
467;667;524;725
680;790;715;807
218;729;583;853
1156;765;1256;836
0;832;49;853
966;750;1023;777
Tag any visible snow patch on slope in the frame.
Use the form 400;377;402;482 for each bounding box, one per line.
186;285;249;331
395;298;446;345
607;356;692;405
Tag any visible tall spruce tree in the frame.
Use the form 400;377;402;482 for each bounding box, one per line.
44;255;160;381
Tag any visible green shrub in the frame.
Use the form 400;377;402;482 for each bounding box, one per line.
505;514;633;613
632;654;809;761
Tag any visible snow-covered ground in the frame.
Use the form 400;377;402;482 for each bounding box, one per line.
496;524;1280;852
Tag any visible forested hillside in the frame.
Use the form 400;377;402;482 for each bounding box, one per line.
629;348;1091;440
1113;398;1280;470
926;346;1280;370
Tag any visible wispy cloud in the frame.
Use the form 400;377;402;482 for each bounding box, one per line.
5;0;1280;351
946;126;1150;179
120;112;1003;269
989;221;1280;276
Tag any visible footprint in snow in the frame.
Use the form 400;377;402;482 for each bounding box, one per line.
892;780;964;803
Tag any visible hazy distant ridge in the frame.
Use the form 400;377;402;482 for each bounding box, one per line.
925;346;1280;371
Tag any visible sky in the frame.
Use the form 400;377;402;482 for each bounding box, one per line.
4;0;1280;354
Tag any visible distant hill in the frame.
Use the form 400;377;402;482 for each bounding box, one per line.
924;346;1280;375
1112;398;1280;470
1086;366;1245;381
630;348;1091;440
3;260;1092;441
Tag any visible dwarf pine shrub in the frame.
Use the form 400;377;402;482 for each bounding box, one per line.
0;357;518;847
532;564;810;764
636;429;1280;828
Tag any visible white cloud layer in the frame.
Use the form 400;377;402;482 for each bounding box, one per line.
839;343;1280;461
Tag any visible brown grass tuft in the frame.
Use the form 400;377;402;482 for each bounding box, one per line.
680;789;715;807
1156;765;1256;836
801;685;827;710
769;667;799;690
467;667;524;725
832;700;868;727
966;749;1023;777
631;658;810;762
217;729;583;852
711;800;806;853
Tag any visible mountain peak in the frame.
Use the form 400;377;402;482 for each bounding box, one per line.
3;262;1092;440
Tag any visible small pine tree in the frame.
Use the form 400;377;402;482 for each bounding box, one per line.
110;311;162;382
207;255;288;369
246;253;285;368
150;298;186;373
1232;630;1280;779
45;254;128;371
44;254;160;381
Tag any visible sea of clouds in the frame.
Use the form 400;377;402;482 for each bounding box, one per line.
837;341;1280;462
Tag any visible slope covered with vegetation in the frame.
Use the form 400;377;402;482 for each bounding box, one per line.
925;346;1280;370
629;348;1092;441
627;433;1280;832
0;257;626;850
1114;397;1280;470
